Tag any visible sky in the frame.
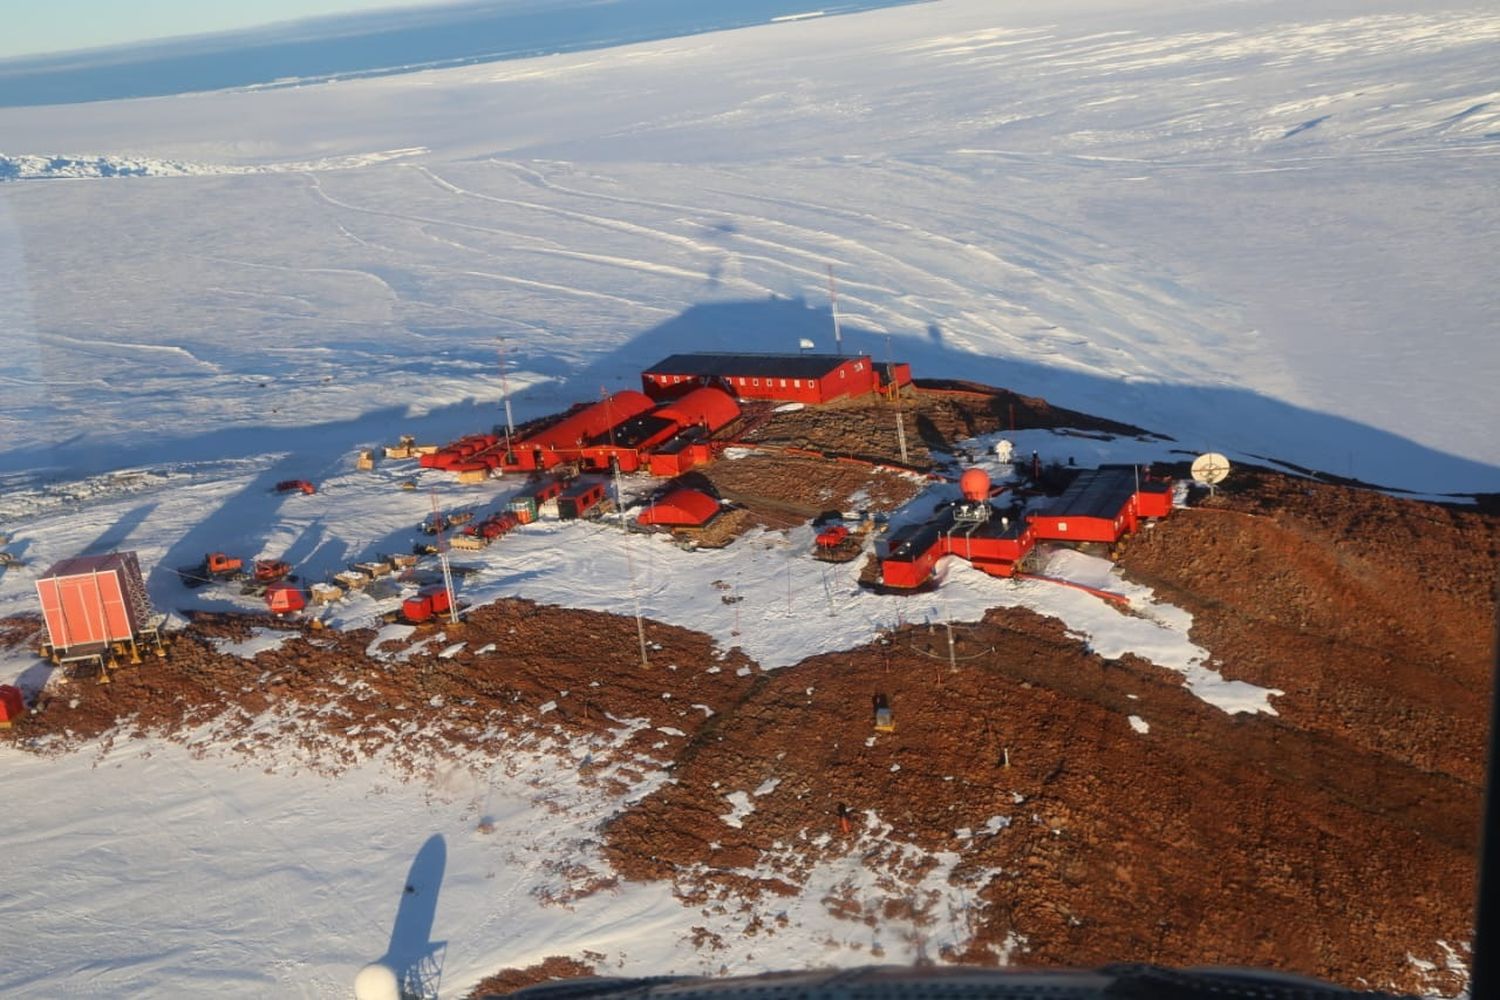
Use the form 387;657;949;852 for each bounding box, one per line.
0;0;451;60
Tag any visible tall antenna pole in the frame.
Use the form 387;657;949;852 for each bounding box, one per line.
887;335;909;464
430;491;459;626
498;337;516;459
827;264;844;355
601;392;650;668
612;457;650;668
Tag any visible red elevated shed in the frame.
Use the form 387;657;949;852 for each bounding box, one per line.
36;552;154;662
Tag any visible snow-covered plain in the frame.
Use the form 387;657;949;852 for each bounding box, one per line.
1;0;1497;493
0;0;1492;995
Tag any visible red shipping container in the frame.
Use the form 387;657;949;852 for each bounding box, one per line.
403;595;434;621
0;685;24;726
423;586;452;615
36;552;150;655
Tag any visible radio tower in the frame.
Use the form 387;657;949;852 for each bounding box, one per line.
827;264;844;355
498;337;516;462
429;491;460;626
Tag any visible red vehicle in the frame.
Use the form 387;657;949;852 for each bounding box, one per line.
253;559;292;583
275;479;317;495
816;525;851;549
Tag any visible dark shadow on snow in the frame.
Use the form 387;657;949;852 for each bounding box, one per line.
374;833;448;1000
509;296;1500;496
11;298;1499;501
79;502;158;556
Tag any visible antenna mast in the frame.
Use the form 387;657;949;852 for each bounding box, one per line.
498;337;516;460
603;389;650;668
430;491;460;626
887;335;909;463
827;264;844;355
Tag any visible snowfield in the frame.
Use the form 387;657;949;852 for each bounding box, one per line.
0;0;1493;995
1;0;1497;493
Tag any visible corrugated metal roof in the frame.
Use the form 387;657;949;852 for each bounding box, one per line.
644;353;866;379
1040;468;1137;521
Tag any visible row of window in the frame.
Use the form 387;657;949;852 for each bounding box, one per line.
651;373;818;390
652;362;864;389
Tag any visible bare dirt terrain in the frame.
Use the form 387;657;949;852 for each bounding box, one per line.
2;390;1492;997
734;384;1156;473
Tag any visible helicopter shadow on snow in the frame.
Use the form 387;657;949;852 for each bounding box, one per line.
371;833;448;1000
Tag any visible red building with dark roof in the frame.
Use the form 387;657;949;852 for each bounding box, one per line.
642;353;909;404
1028;466;1172;544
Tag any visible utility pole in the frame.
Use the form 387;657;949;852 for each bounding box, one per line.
827;264;844;355
430;491;460;626
887;335;909;463
497;338;516;460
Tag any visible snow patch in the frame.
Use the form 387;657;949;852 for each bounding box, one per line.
209;627;292;660
720;790;755;828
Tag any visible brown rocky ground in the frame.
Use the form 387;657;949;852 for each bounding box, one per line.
465;955;599;998
2;401;1492;996
695;454;926;525
734;383;1156;472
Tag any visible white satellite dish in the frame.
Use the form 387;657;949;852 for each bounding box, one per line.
994;439;1015;464
1191;452;1232;488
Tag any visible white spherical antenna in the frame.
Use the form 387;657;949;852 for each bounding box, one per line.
994;439;1015;464
1191;452;1232;486
354;962;400;1000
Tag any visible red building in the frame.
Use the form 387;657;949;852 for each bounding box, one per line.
1028;466;1170;544
637;489;720;528
641;353;909;404
558;479;609;520
879;509;1034;589
579;386;740;473
878;466;1172;590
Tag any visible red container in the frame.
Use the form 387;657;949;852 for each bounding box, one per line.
403;595;434;621
424;586;452;615
265;582;306;614
0;684;24;725
36;552;150;655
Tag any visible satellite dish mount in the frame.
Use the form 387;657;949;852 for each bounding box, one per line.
1190;452;1232;497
